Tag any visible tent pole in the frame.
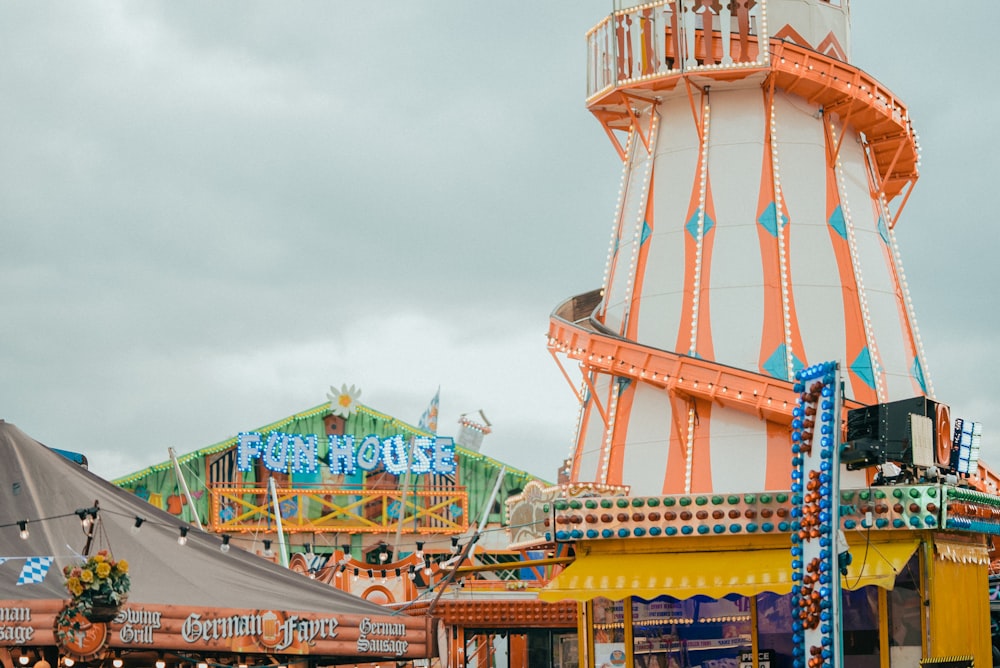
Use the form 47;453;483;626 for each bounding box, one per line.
268;475;290;568
169;447;203;530
393;436;416;557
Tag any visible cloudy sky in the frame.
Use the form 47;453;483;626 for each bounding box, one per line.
2;3;997;483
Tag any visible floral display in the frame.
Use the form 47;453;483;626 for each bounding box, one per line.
62;549;130;618
327;383;361;418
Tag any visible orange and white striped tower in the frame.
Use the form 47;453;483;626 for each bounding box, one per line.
548;0;931;496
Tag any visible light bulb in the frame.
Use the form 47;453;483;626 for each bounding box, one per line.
178;527;189;546
17;521;28;540
131;517;144;535
220;535;231;553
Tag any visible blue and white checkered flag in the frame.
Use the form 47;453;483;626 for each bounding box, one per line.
16;556;54;585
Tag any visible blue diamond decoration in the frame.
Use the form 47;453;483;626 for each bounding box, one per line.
850;347;876;389
686;210;715;239
912;356;927;394
763;344;790;380
757;202;787;237
828;206;847;240
877;215;889;245
640;220;651;246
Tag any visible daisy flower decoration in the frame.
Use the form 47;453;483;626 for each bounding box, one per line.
327;383;361;418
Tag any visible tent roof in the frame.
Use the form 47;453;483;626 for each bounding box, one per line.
0;420;395;615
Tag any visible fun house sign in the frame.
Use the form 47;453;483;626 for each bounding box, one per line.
237;432;457;477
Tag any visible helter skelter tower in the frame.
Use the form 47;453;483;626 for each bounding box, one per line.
547;0;931;496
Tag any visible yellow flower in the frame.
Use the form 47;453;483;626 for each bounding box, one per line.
80;569;94;584
92;553;106;563
67;578;83;596
116;560;129;574
96;562;112;578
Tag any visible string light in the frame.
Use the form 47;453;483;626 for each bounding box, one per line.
177;527;189;546
262;539;275;558
131;517;145;535
17;521;28;540
220;534;231;553
75;507;97;532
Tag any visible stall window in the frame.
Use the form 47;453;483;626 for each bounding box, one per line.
757;591;796;665
629;595;751;667
593;597;627;667
888;552;922;665
842;587;881;666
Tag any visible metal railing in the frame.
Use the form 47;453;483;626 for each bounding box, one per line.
587;0;766;99
209;483;469;534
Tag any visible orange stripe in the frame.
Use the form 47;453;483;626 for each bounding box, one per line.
663;393;691;493
605;380;637;485
695;177;717;360
764;419;793;490
674;125;707;355
824;152;880;404
781;186;809;372
625;174;654;341
756;117;785;374
689;398;713;493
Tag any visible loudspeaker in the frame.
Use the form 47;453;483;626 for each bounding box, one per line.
842;397;948;470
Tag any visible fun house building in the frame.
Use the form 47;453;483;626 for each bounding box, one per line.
111;390;580;667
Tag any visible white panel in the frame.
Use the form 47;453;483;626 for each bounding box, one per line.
619;382;673;495
838;137;915;399
839;467;869;489
708;408;768;493
706;88;767;371
636;96;701;351
775;95;846;371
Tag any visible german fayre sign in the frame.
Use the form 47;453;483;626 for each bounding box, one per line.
2;601;431;660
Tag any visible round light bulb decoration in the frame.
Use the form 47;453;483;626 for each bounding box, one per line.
790;361;843;668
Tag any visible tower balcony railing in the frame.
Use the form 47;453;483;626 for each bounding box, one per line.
587;1;768;100
208;482;469;535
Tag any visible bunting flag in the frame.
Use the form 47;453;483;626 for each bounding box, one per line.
16;556;54;585
418;387;440;434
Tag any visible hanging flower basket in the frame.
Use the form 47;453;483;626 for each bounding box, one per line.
63;550;131;623
86;593;128;622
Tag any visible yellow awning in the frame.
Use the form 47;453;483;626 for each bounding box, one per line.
540;538;921;603
842;537;920;591
540;549;794;603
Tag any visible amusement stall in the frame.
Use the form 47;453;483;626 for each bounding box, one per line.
511;0;999;666
0;420;433;667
